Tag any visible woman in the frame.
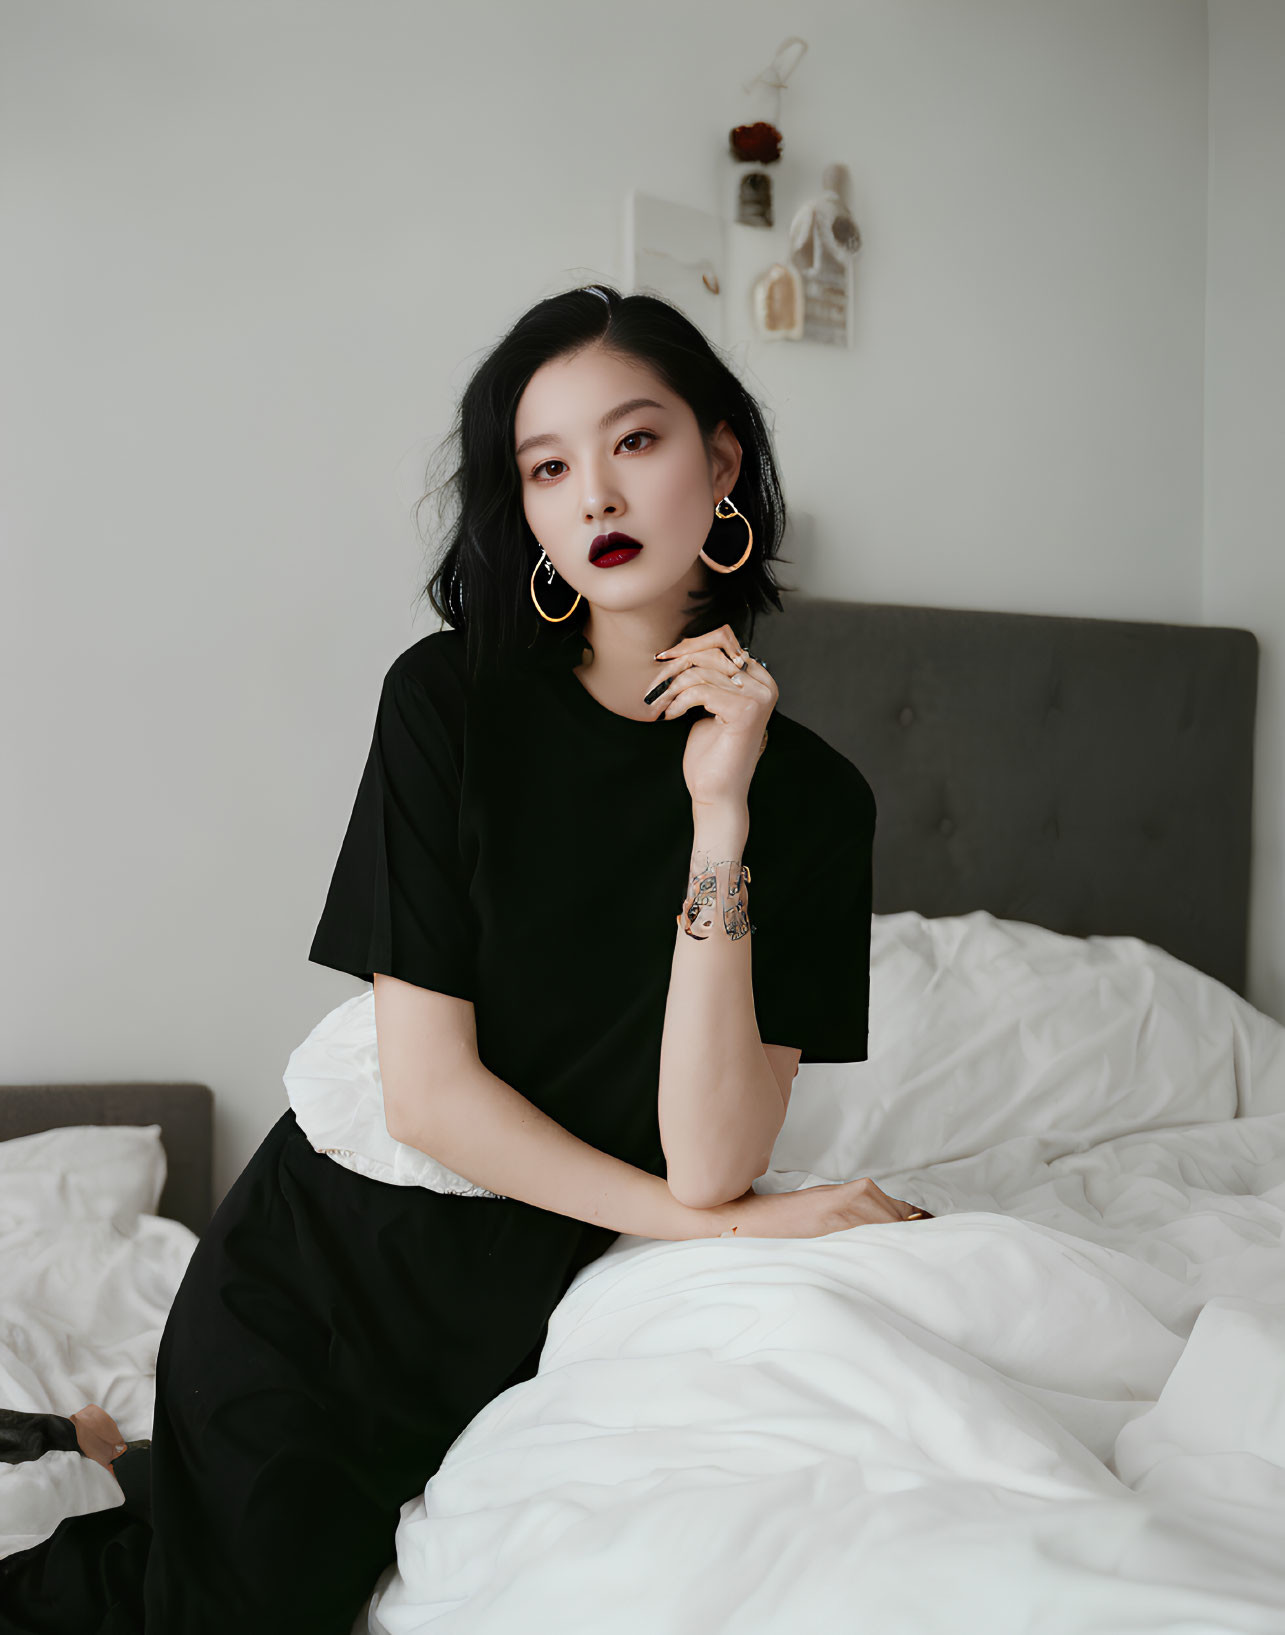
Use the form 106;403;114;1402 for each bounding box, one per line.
0;284;930;1634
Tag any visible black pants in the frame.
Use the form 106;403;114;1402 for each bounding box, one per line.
0;1108;616;1633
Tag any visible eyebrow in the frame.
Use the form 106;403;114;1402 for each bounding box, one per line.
514;397;668;461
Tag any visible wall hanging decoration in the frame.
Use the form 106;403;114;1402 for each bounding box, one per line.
787;162;862;346
729;122;781;230
727;36;807;230
624;188;726;343
750;262;804;340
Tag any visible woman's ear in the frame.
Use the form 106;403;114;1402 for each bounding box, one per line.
709;419;743;498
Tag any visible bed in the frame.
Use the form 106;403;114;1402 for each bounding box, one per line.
0;1085;210;1555
6;595;1283;1632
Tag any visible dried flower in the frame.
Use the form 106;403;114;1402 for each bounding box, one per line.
729;122;783;164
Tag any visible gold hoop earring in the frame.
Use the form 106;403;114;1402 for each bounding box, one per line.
530;549;582;622
698;496;753;574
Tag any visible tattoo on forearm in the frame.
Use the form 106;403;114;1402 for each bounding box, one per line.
677;852;753;941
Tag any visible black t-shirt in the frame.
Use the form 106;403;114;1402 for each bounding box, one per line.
308;626;876;1181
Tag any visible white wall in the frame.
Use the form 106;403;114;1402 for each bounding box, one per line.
1204;0;1285;1030
1;0;1271;1203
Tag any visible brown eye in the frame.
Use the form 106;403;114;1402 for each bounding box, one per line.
530;430;655;482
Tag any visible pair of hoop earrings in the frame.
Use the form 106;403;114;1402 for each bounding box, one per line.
529;495;753;624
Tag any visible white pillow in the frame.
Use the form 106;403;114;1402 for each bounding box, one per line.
0;1124;168;1234
283;993;501;1198
768;909;1285;1185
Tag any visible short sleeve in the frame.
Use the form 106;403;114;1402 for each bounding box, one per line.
749;760;876;1064
308;656;477;1001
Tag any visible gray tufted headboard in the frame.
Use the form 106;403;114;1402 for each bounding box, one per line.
753;597;1258;996
0;1083;213;1236
1;597;1260;1236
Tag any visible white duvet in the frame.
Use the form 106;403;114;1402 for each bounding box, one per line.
356;911;1285;1635
5;911;1284;1632
0;1124;197;1558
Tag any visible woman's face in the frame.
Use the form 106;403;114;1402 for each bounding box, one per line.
513;341;742;615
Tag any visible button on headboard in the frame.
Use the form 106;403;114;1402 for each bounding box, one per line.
752;597;1258;996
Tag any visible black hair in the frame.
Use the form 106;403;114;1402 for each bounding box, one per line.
414;282;795;681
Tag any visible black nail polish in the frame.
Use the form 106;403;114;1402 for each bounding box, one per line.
643;676;672;706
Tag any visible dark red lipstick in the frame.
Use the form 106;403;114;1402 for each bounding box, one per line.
589;531;644;567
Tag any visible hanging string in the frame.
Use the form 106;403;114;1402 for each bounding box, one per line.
740;37;809;131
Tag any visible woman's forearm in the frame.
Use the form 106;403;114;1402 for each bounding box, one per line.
385;1058;731;1242
657;799;786;1210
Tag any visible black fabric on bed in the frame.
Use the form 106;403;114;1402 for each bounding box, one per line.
0;628;876;1632
0;1411;79;1466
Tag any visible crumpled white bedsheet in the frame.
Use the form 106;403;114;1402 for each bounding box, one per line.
0;1124;197;1558
360;911;1285;1635
284;989;501;1197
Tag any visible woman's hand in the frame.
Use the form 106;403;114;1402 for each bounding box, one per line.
705;1177;934;1239
70;1403;129;1472
649;625;777;809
